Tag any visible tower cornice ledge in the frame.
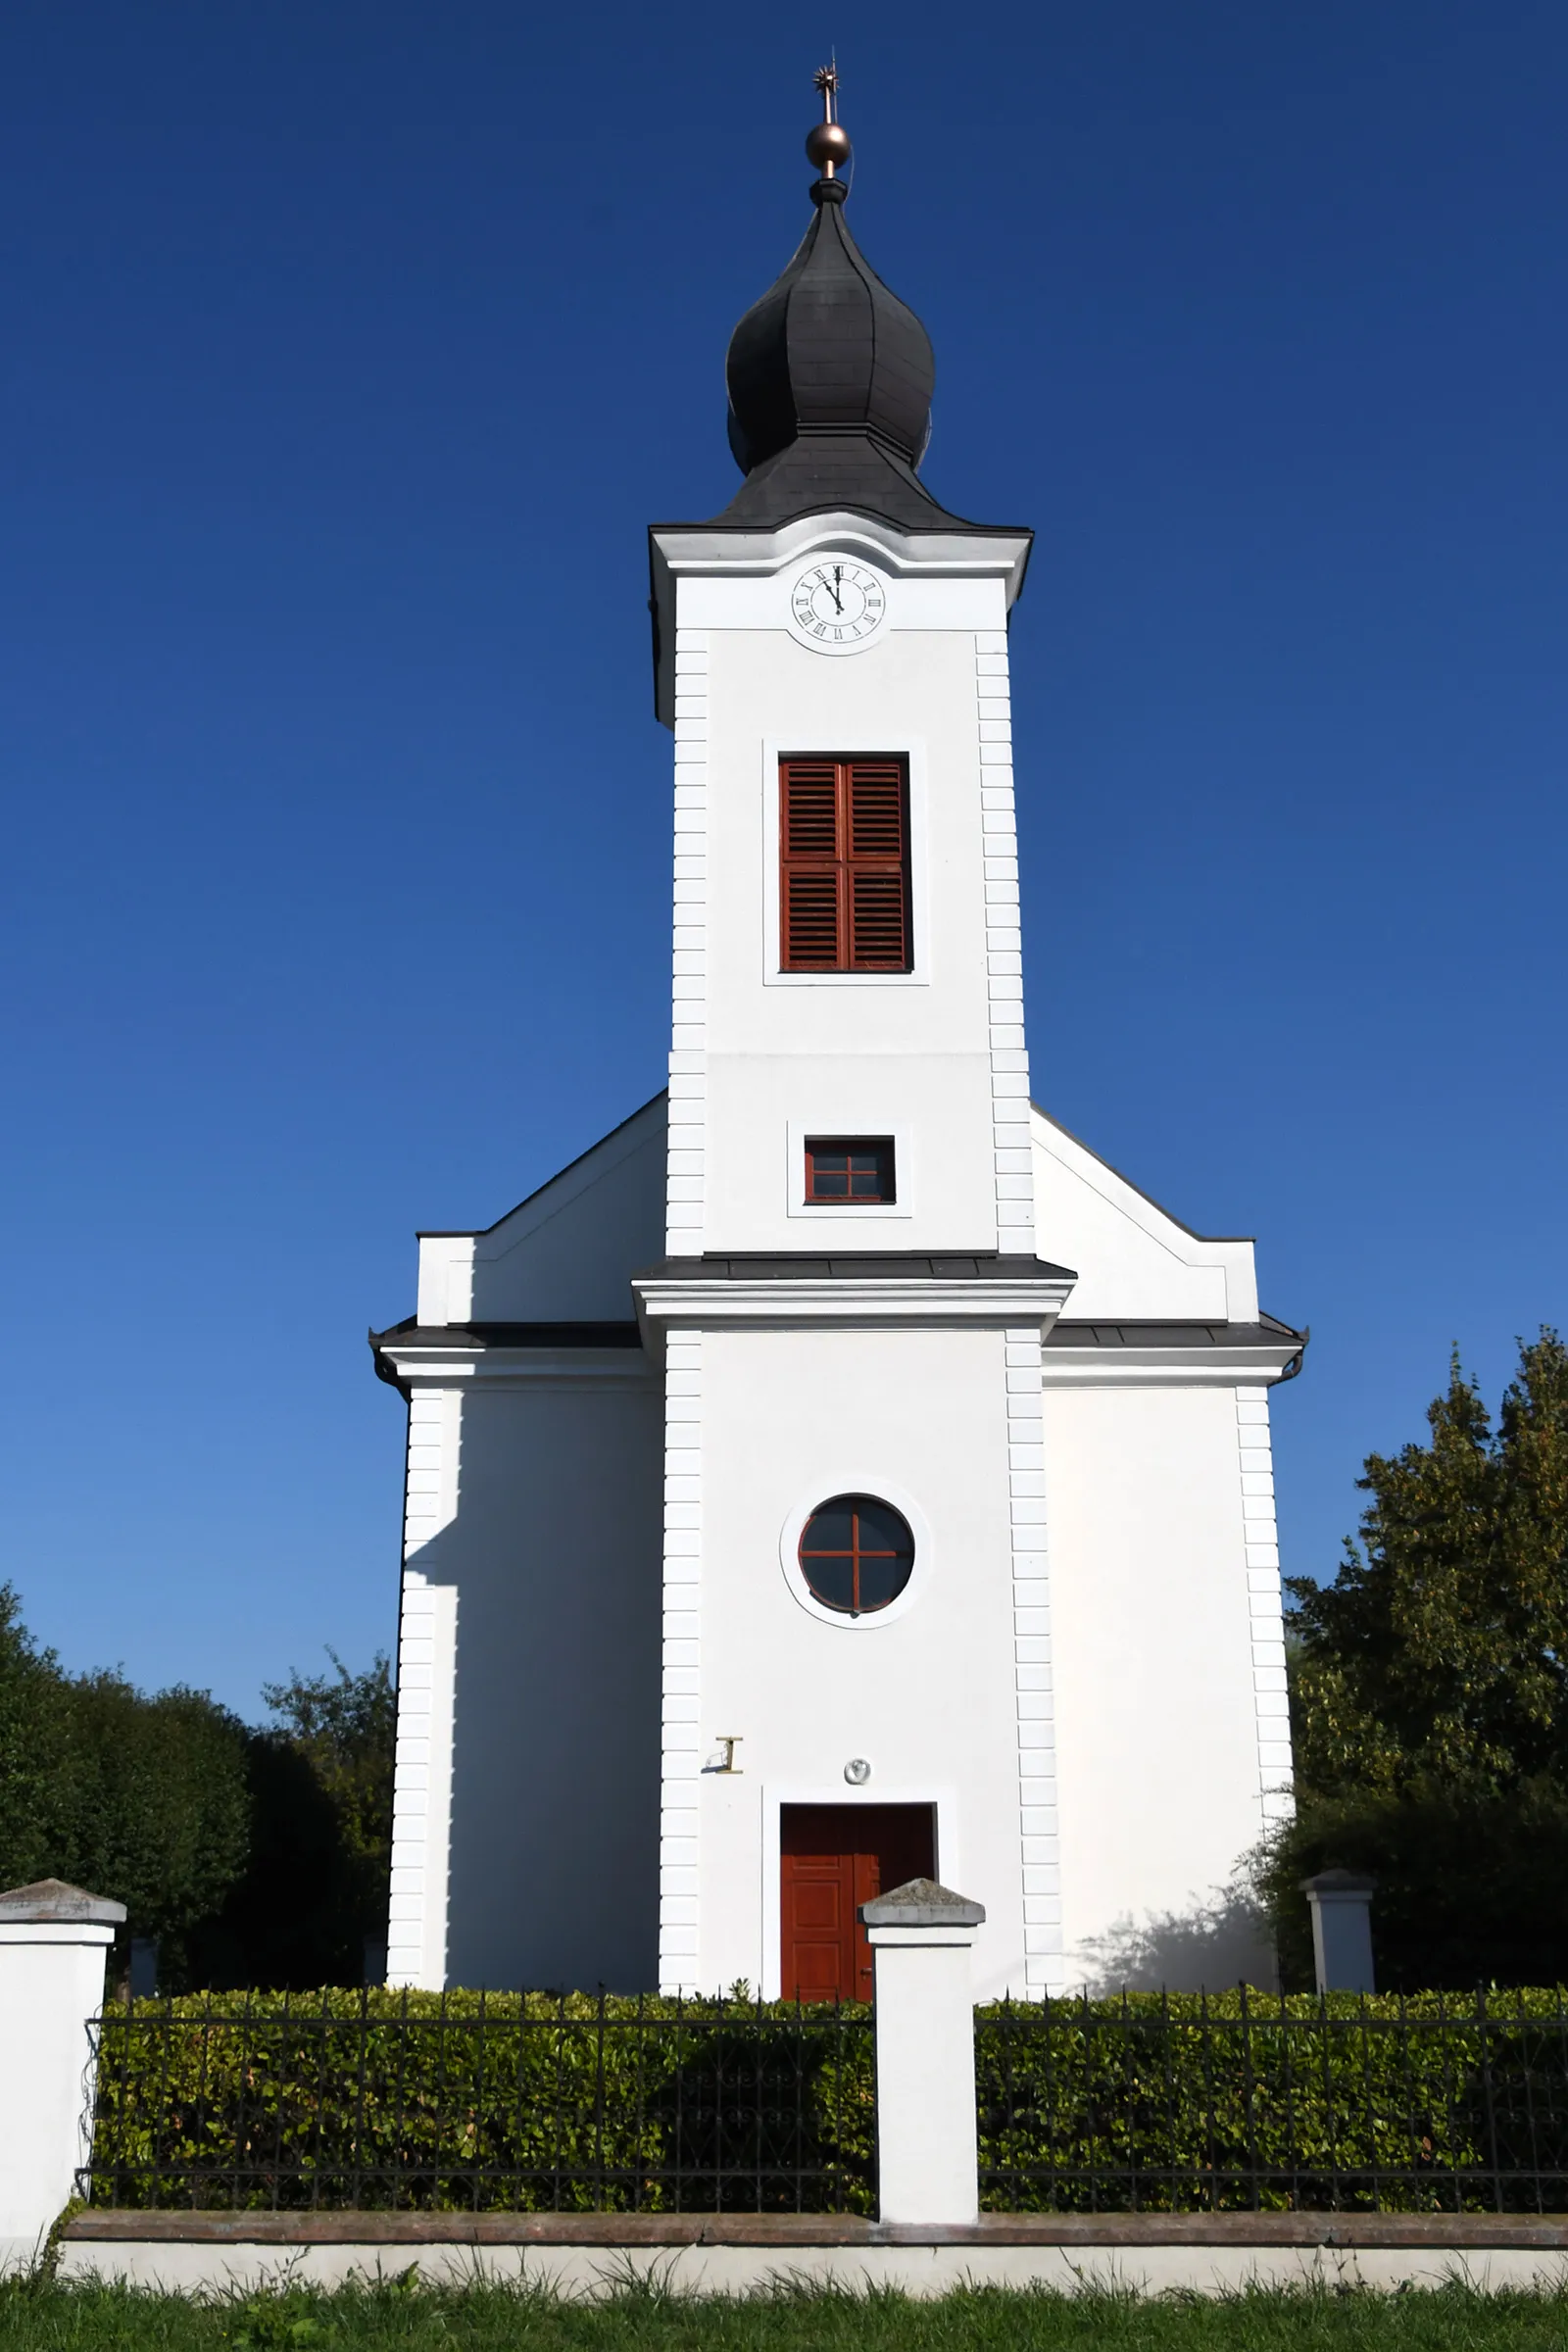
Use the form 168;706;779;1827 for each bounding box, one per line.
631;1251;1076;1361
648;513;1033;725
369;1321;656;1396
650;514;1033;581
1040;1316;1308;1389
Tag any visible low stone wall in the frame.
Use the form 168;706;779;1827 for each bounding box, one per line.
60;2211;1568;2298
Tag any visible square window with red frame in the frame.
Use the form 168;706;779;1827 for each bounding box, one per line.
805;1138;896;1204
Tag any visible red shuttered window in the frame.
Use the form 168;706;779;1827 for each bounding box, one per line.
780;758;910;972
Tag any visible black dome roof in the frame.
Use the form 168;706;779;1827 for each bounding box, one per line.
725;179;934;476
707;176;971;532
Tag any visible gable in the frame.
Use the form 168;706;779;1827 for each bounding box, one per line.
1031;1105;1258;1324
408;1093;1261;1328
416;1096;668;1326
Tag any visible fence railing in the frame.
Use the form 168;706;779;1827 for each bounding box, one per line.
84;1988;876;2215
977;1988;1568;2213
82;1984;1568;2220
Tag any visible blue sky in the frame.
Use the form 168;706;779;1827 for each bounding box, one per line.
3;2;1564;1715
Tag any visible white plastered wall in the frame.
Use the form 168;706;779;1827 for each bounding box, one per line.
1044;1382;1282;1980
1026;1103;1294;1979
668;548;1031;1258
1030;1107;1256;1322
389;1369;663;1991
389;1388;462;1988
667;1323;1033;2001
388;1102;669;1992
417;1099;666;1327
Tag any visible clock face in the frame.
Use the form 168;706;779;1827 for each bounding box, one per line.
789;560;887;650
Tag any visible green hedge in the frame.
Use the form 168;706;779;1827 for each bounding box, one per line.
88;1989;876;2214
976;1989;1568;2212
88;1986;1568;2216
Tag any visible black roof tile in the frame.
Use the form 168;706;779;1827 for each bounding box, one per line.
634;1252;1076;1283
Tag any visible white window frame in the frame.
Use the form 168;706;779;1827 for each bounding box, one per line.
784;1117;914;1223
760;734;931;989
778;1477;932;1631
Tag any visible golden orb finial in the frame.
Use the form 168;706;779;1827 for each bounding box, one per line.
806;58;851;177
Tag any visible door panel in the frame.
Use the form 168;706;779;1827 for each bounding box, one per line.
779;1804;936;2002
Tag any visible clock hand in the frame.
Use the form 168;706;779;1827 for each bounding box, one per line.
828;565;843;612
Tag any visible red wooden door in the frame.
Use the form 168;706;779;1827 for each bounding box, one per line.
779;1805;936;2003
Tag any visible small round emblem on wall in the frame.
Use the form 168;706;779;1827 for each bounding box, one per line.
788;560;887;652
844;1757;872;1786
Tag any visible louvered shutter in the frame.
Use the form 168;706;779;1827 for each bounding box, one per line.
780;760;842;967
845;761;909;968
779;758;909;972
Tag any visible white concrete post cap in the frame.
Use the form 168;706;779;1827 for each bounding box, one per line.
0;1879;126;1925
858;1877;986;1928
1299;1870;1376;1899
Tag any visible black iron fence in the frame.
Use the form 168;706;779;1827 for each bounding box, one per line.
84;1988;875;2215
978;1988;1568;2212
85;1984;1568;2218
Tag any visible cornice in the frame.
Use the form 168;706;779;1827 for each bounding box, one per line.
374;1338;657;1396
632;1265;1074;1356
1039;1337;1305;1388
650;512;1032;589
648;510;1033;724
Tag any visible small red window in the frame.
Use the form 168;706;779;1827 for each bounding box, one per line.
805;1138;896;1204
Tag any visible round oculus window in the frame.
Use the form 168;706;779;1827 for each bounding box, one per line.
798;1495;914;1619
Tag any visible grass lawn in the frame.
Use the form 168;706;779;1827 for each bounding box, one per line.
2;2278;1568;2351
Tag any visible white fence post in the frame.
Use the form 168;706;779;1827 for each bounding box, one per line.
1301;1869;1376;1993
860;1877;985;2226
0;1880;124;2267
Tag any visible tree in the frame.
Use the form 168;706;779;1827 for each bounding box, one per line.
0;1587;394;1989
0;1584;251;1979
1286;1330;1568;1797
1258;1330;1568;1987
0;1586;71;1889
261;1649;395;1923
186;1651;395;1989
1256;1777;1568;1990
53;1674;251;1962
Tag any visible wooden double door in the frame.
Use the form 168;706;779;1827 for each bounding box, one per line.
779;1803;935;2004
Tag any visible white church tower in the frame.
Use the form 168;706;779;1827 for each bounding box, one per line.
372;74;1304;2000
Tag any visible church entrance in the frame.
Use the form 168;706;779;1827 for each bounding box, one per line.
779;1804;936;2004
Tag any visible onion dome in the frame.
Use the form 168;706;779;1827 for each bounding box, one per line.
710;70;970;531
725;183;934;476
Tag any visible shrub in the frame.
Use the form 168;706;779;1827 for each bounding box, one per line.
90;1985;1568;2218
977;1988;1568;2212
88;1988;875;2215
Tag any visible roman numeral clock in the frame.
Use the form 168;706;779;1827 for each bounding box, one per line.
788;560;887;650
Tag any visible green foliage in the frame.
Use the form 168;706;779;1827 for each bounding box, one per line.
0;1587;391;1988
184;1653;395;1990
1287;1329;1568;1796
52;1676;251;1951
88;1986;1568;2221
976;1989;1568;2211
223;2298;335;2351
1255;1779;1568;1991
184;1737;367;1991
0;1586;71;1886
88;1989;876;2215
1266;1331;1568;1986
8;2278;1568;2352
261;1653;395;1903
0;1583;251;1961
